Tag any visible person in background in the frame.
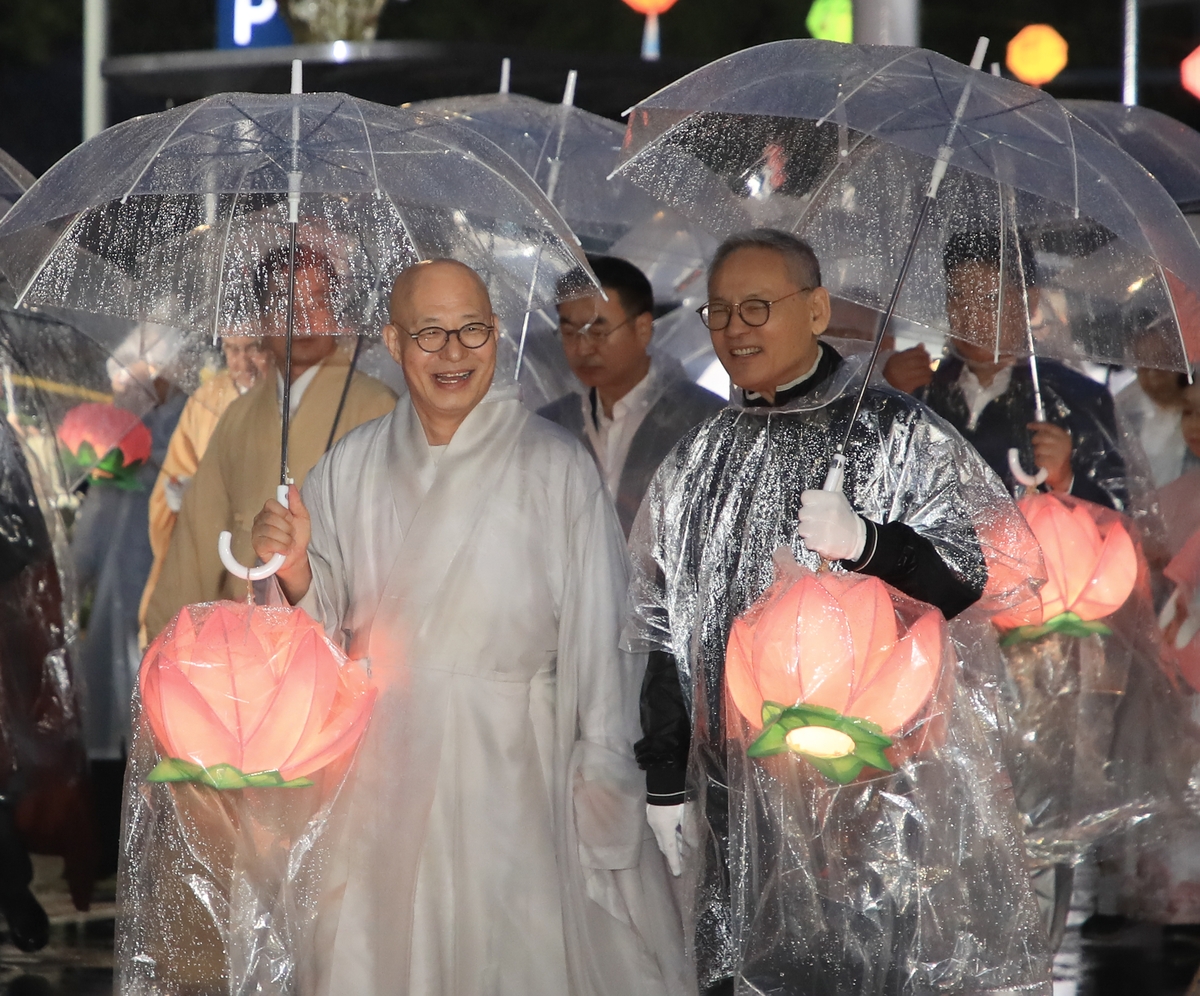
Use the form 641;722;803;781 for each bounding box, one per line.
539;255;724;536
884;230;1127;510
136;333;273;645
1116;367;1188;490
0;420;96;948
72;323;187;875
142;243;396;640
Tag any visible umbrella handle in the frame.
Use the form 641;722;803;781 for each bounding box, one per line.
1007;447;1049;488
218;485;289;581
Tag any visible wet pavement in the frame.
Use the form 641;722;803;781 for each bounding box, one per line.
0;865;1198;995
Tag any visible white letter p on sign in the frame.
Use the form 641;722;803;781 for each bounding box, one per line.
234;0;278;46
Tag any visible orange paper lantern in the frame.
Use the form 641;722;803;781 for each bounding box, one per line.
140;601;375;788
992;493;1137;640
1006;24;1068;88
622;0;678;12
1184;45;1200;102
726;571;942;782
58;402;151;488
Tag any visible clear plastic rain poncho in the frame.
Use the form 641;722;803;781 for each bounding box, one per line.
625;352;1052;995
0;91;597;390
0;307;97;910
614;40;1200;375
408;91;717;408
119;600;375;995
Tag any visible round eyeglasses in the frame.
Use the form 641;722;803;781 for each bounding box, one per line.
697;289;811;331
406;322;495;353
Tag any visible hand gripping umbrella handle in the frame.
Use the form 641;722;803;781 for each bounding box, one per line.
219;485;289;581
1007;447;1049;489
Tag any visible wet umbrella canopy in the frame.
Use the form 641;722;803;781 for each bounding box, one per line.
615;40;1200;375
0;148;33;220
0;90;594;347
1061;100;1200;212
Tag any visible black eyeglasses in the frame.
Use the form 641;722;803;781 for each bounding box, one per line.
697;289;812;331
559;315;634;343
404;322;495;353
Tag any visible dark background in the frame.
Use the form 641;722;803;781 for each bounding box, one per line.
4;0;1200;176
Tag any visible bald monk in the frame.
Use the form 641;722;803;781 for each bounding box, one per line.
247;259;686;996
137;334;273;643
143;245;396;638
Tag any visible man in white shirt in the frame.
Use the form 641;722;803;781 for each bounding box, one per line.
539;255;724;535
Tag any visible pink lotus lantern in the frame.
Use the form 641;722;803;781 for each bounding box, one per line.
140;601;375;788
726;569;944;783
992;493;1137;644
58;402;151;488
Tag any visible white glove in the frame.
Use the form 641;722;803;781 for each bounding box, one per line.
163;475;191;513
797;489;867;562
646;803;687;877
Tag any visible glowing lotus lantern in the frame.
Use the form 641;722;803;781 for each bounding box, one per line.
992;493;1137;644
57;402;151;489
622;0;679;61
726;571;943;783
140;601;375;788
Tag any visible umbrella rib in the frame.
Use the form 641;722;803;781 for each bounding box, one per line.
118;100;209;205
210;178;248;347
348;98;382;195
814;49;919;126
10;211;87;309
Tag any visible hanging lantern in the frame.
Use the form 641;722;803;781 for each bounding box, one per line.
726;570;943;783
622;0;679;62
140;601;375;788
1006;24;1069;88
806;0;852;44
992;493;1137;644
57;402;152;489
1183;45;1200;102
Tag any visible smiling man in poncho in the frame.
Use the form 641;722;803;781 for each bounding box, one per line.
251;258;686;996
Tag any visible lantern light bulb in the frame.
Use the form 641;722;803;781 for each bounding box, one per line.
785;726;856;759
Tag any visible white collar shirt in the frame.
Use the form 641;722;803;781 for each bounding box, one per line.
957;362;1013;432
275;360;324;419
580;362;659;498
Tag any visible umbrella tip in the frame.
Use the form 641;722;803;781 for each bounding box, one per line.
562;70;578;108
990;62;1002;77
291;59;303;95
499;57;511;94
970;37;989;71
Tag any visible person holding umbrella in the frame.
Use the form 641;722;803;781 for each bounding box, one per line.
250;257;687;996
142;241;396;639
630;229;1047;995
884;231;1128;510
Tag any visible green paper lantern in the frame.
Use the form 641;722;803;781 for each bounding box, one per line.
807;0;852;44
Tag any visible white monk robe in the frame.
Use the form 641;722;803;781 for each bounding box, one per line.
294;382;686;996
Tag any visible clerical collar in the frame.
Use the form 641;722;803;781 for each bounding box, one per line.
742;343;842;408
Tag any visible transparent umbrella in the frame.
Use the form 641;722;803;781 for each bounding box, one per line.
1061;100;1200;212
615;40;1200;471
0;76;596;576
0;148;33;219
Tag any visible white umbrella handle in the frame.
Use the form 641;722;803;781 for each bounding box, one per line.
219;485;289;581
1008;447;1049;488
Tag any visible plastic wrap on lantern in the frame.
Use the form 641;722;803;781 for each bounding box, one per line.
57;401;152;489
716;552;1047;995
116;600;376;995
1092;525;1200;924
989;492;1162;864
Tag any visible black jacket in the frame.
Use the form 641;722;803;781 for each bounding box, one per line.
917;356;1127;510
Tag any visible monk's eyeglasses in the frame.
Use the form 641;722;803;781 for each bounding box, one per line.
406;322;495;353
698;288;812;332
